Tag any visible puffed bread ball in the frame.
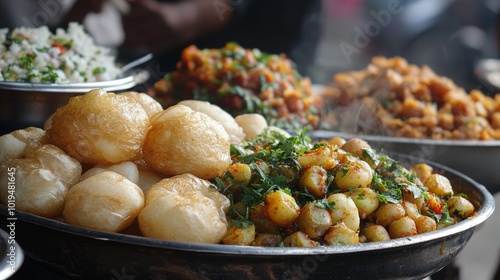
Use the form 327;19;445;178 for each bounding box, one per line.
79;161;140;184
178;100;245;144
0;144;82;218
63;171;145;232
120;91;163;119
143;104;231;179
0;127;47;170
235;114;268;140
139;174;230;243
1;159;67;218
47;89;149;165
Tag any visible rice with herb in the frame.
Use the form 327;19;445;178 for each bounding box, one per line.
0;22;120;83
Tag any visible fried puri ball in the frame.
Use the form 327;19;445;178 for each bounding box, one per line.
234;114;268;141
0;127;47;170
178;100;245;144
47;89;149;165
143;104;231;179
120;91;163;119
0;144;82;218
63;171;145;232
139;173;230;243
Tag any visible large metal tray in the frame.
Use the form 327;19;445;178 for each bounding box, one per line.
0;155;494;280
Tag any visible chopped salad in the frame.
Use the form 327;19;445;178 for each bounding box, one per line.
0;23;120;83
149;42;324;130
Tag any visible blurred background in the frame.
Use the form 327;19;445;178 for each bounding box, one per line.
311;0;500;93
2;0;499;92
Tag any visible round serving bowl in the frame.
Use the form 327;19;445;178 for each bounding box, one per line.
0;155;494;280
0;69;149;132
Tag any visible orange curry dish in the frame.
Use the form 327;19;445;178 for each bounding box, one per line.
148;42;323;130
325;56;500;140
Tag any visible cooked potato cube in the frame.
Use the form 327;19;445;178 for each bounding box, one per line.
324;222;360;246
334;159;373;191
283;231;320;247
376;203;406;228
341;138;370;158
298;166;328;198
447;196;475;219
388;216;417;238
327;193;360;232
265;190;300;228
415;215;437;233
249;203;279;234
346;188;380;218
424;174;453;197
296;202;332;239
362;224;391;242
222;223;256;245
297;146;331;168
254;234;283;247
410;163;433;184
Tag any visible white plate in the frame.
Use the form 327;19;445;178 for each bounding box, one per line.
0;69;149;93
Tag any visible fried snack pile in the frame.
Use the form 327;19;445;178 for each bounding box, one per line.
148;42;323;130
0;88;478;247
326;56;500;140
0;90;237;244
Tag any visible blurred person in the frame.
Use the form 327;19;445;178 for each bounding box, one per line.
0;0;122;47
118;0;322;75
0;0;322;76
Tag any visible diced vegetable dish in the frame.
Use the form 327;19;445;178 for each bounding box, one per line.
149;42;323;130
0;23;120;83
